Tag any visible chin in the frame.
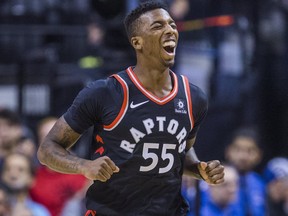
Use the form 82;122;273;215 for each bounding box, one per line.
163;59;175;68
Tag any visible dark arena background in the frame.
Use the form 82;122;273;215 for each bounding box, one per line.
0;1;287;216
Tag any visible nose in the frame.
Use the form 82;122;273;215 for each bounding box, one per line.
238;149;250;159
165;24;177;35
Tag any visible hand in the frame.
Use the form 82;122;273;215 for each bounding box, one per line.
82;156;120;182
197;160;224;185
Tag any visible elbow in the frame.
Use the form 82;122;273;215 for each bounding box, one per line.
37;145;47;165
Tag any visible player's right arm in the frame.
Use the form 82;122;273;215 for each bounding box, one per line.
37;116;119;182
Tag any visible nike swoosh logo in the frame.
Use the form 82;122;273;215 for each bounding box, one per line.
130;100;149;109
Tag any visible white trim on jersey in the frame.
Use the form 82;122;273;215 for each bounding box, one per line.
127;67;178;105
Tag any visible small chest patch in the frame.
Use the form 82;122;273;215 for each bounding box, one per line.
174;98;187;114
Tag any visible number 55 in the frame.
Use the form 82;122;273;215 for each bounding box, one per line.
140;143;176;174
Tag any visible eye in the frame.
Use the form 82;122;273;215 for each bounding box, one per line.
170;23;177;29
152;24;163;30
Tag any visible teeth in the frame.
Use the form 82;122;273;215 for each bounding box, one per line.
163;41;175;48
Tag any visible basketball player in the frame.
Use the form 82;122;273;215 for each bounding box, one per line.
37;2;225;215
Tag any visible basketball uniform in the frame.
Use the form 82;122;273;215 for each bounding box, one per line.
64;67;208;216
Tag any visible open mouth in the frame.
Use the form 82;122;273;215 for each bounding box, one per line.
163;41;176;55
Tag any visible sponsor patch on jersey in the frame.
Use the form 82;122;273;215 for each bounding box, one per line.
174;98;187;114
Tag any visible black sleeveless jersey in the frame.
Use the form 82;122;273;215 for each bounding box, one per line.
64;67;208;216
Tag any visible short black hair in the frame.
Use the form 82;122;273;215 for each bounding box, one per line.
0;108;21;126
230;127;261;148
124;1;169;40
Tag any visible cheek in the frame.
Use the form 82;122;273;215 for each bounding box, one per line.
246;151;260;164
143;36;160;51
228;151;240;161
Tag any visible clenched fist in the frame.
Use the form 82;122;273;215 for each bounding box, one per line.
198;160;225;185
82;156;120;182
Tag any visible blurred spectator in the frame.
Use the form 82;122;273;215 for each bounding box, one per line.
169;0;191;21
181;172;198;216
60;180;92;216
13;136;38;166
30;116;87;216
11;203;33;216
1;152;50;216
201;164;243;216
14;136;36;158
89;0;136;73
0;185;11;216
36;117;57;145
0;108;23;168
263;157;288;216
225;127;265;216
78;14;105;70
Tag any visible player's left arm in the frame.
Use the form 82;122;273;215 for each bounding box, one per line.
185;138;225;184
183;83;224;184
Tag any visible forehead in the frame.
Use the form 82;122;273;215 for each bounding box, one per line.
139;8;173;24
232;137;258;149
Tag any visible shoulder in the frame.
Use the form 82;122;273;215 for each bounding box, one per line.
189;83;208;102
86;77;115;93
177;73;208;106
79;75;123;99
183;79;209;129
186;82;208;111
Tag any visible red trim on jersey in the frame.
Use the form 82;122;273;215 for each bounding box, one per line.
85;210;96;216
126;67;178;105
103;75;129;131
182;75;194;130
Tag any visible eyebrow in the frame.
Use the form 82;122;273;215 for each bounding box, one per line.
150;19;175;27
150;21;163;26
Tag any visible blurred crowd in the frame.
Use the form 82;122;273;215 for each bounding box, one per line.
183;127;288;216
0;108;288;216
0;109;89;216
0;0;288;216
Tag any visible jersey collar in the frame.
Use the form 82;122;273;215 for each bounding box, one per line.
126;67;178;105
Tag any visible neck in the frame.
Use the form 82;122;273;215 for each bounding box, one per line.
132;64;172;98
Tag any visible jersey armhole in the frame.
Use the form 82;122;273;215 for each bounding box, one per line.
103;74;129;131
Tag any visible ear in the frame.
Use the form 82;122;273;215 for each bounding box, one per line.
131;36;143;50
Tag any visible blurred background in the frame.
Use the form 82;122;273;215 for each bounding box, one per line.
0;0;287;215
1;0;287;163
